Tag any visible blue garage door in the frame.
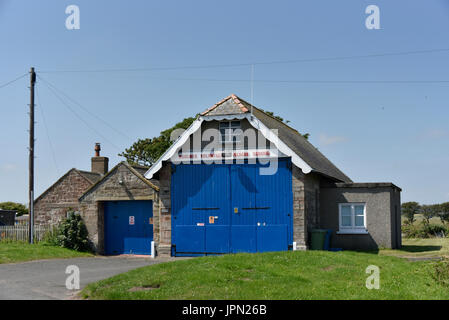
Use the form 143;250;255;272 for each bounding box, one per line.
171;159;293;256
104;201;153;255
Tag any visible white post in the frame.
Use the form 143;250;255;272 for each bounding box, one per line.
151;241;155;258
293;242;297;251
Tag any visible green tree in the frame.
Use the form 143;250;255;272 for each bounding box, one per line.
402;202;420;225
119;117;196;166
438;202;449;225
0;202;28;216
420;204;437;225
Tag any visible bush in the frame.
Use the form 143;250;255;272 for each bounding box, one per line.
433;258;449;287
42;212;91;252
57;212;91;252
402;223;448;238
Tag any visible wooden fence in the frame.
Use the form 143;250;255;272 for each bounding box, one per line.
0;225;51;242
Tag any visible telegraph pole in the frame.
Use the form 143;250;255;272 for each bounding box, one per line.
28;67;36;244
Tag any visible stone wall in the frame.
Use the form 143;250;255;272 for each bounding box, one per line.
304;173;321;234
79;163;158;253
156;163;172;256
34;169;93;226
292;165;307;250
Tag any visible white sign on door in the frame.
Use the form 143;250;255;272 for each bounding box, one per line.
129;216;135;225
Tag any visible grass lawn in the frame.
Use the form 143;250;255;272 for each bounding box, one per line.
0;241;92;264
381;238;449;259
82;245;449;300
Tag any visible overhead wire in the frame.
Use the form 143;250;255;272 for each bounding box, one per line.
37;75;131;140
35;86;61;176
0;73;27;89
38;76;123;151
37;48;449;74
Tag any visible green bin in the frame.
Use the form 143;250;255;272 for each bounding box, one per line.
310;229;328;250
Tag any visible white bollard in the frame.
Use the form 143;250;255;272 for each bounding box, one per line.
151;241;155;258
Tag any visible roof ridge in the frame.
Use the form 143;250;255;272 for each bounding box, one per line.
233;95;301;134
201;94;250;116
230;94;249;113
200;94;233;116
79;162;159;201
76;169;101;176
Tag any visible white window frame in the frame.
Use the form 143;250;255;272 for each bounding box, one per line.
337;203;368;234
219;120;242;143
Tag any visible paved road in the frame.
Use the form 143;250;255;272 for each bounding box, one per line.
0;256;177;300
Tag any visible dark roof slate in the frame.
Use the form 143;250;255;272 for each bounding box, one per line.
76;170;102;184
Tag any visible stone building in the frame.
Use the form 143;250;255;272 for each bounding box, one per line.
37;94;402;256
79;162;159;254
144;94;401;256
34;143;107;226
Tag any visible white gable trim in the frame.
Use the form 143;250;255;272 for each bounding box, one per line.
144;114;312;179
144;117;204;179
246;115;312;174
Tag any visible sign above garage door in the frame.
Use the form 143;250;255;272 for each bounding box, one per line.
176;149;280;161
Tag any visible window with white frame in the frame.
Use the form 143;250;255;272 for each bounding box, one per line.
219;121;241;143
338;203;367;233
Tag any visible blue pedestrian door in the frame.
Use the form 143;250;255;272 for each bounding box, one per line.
104;201;153;255
171;159;293;256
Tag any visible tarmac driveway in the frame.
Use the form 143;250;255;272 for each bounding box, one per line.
0;255;177;300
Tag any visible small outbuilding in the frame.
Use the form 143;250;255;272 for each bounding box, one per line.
79;162;159;255
0;210;16;226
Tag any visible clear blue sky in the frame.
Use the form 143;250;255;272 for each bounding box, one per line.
1;0;448;205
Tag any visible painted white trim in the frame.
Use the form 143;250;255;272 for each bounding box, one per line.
144;113;313;179
202;114;248;121
145;117;203;179
246;115;312;174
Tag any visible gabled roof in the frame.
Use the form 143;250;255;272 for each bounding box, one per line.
146;94;352;183
79;162;159;201
201;94;249;116
34;169;102;204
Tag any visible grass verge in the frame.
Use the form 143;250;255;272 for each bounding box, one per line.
0;241;92;264
82;249;449;300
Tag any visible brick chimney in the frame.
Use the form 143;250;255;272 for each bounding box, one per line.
91;143;109;175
